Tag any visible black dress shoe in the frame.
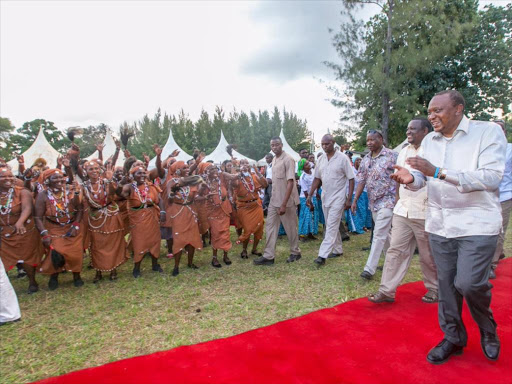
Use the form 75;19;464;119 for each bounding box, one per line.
360;271;373;280
342;235;350;242
286;254;302;263
314;257;326;266
480;329;500;361
427;339;463;365
254;256;274;265
327;253;342;258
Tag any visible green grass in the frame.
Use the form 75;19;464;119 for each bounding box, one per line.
1;227;510;383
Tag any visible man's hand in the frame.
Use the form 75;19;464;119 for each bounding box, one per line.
351;200;357;214
345;199;352;210
391;165;414;184
279;204;287;215
306;196;313;210
405;156;436;177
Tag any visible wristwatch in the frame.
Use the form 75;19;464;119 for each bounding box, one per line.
439;168;448;180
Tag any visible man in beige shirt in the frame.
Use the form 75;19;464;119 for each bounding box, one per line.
368;117;438;303
255;137;301;265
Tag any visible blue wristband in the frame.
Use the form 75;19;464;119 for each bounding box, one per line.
434;167;440;178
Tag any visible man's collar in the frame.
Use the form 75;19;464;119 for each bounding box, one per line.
433;115;469;139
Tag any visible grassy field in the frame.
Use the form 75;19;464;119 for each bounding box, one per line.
1;227;510;383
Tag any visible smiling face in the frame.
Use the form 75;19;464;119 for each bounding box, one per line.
406;120;428;147
86;163;101;180
114;167;124;181
181;164;190;177
240;159;250;173
427;94;464;136
49;172;66;191
207;166;219;179
133;169;147;184
0;169;14;190
224;162;233;173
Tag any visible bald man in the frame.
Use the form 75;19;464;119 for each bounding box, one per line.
308;135;354;266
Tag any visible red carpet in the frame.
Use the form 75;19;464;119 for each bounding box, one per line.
39;259;512;384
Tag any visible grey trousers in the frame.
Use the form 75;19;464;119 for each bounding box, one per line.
429;234;498;346
263;205;300;260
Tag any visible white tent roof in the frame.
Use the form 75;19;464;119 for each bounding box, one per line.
7;127;61;173
86;129;126;167
279;130;301;161
204;131;256;164
257;130;301;165
148;128;191;169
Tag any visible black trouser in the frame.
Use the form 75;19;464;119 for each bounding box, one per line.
429;234;498;346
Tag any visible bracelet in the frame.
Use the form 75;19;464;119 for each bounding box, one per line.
40;230;49;236
160;210;166;213
433;167;440;178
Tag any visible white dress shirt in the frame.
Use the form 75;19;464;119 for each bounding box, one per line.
408;116;506;238
394;144;427;220
314;149;355;207
499;143;512;202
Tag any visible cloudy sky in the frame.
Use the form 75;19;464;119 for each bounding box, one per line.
0;0;508;144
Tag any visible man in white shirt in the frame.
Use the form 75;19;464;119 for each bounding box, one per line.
393;90;505;365
307;135;354;266
368;117;438;304
490;120;511;279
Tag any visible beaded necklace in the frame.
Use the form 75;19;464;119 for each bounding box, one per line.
84;180;107;208
132;182;150;204
240;174;255;193
0;188;14;215
47;188;71;223
207;175;223;203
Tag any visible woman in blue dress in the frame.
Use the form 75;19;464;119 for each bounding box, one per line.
298;162;318;240
345;156;372;233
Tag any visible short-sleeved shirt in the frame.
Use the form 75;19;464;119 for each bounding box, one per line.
315;149;355;207
299;172;314;198
270;151;300;208
356;147;398;211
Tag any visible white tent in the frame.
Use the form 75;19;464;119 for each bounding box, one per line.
148;128;191;169
204;131;256;164
86;129;126;167
256;129;302;165
7;127;61;173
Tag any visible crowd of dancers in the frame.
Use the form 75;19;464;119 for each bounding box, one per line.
0;89;509;366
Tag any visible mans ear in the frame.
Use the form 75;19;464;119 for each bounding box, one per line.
455;104;464;115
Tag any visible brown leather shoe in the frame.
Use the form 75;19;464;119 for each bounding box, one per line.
368;291;395;303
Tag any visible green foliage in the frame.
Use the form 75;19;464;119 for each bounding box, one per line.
9;119;67;154
124;107;311;161
327;0;511;150
0;117;16;159
72;124;108;158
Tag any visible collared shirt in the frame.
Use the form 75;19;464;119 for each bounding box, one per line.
356;147;398;211
270;151;300;208
265;164;272;180
394;144;428;220
499;143;512;202
408;116;506;238
315;149;355;207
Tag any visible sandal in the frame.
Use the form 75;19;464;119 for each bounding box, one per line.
240;250;248;259
368;292;395;303
223;256;232;265
211;258;222;268
422;290;438;303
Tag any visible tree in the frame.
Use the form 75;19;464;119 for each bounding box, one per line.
73;123;108;157
9;119;67;154
326;0;487;149
0;117;16;159
130;109;170;159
